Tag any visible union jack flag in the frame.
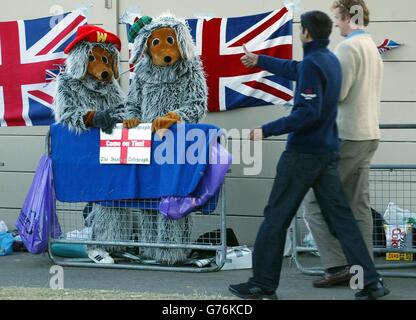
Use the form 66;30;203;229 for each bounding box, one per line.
125;7;294;112
0;11;87;127
377;39;401;55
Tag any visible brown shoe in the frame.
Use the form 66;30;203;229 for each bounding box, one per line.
313;267;351;288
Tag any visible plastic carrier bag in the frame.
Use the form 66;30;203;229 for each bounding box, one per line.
0;232;14;256
16;155;61;254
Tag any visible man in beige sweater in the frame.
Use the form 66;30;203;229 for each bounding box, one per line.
303;0;384;287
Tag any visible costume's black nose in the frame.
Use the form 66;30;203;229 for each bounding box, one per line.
101;71;109;80
164;56;172;63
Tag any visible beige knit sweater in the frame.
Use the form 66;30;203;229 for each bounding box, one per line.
334;33;384;141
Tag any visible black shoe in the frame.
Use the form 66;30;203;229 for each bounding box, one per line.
355;279;390;300
229;282;278;300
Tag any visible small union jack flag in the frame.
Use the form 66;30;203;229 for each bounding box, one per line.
378;39;401;55
125;7;294;112
45;65;66;83
0;11;87;127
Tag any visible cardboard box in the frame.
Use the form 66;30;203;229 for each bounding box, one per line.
217;246;252;270
385;224;414;261
384;224;413;249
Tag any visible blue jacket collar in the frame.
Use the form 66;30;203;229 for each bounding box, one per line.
347;29;368;39
303;39;330;56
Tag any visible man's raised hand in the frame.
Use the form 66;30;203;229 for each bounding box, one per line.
249;128;264;141
241;45;259;68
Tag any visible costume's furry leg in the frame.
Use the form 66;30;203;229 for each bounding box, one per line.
138;209;158;259
154;214;194;265
87;204;133;252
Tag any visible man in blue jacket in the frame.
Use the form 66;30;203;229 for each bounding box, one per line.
229;11;389;300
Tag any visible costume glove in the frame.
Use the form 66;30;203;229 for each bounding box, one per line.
84;110;118;134
123;118;141;129
152;112;182;137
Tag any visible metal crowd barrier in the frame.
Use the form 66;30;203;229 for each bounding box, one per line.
48;189;227;272
47;131;228;272
291;124;416;278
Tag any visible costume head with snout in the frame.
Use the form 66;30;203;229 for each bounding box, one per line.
146;26;182;67
64;25;121;82
54;25;126;134
86;46;118;82
128;14;196;68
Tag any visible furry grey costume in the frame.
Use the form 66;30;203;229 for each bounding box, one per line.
54;41;132;253
55;42;125;133
127;14;208;265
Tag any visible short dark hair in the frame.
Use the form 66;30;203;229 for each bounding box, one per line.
332;0;370;27
300;11;333;40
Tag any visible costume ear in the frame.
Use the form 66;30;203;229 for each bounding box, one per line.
174;20;196;61
130;32;150;65
109;48;120;80
112;57;119;80
65;42;90;79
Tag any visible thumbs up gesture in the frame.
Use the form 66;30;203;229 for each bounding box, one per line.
241;44;259;68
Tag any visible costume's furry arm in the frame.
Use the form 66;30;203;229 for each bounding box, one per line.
108;82;128;121
112;103;127;121
174;59;208;124
125;77;143;120
54;77;88;132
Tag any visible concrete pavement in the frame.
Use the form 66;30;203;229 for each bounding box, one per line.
1;252;415;300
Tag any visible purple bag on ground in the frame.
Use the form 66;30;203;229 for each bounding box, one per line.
159;143;232;220
16;155;61;254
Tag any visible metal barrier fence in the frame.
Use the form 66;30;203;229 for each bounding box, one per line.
291;124;416;278
291;165;416;278
47;131;228;272
48;188;227;272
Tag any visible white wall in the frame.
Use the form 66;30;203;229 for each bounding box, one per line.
0;0;415;245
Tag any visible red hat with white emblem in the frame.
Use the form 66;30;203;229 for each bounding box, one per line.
64;25;121;54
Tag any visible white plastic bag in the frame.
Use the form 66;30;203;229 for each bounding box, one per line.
217;246;252;270
0;221;8;233
383;202;416;225
66;227;92;240
284;222;294;257
301;202;320;257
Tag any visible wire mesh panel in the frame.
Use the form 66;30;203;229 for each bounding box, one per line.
370;167;416;260
49;187;227;272
291;165;416;277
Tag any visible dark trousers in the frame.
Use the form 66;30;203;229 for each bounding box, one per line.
249;151;380;291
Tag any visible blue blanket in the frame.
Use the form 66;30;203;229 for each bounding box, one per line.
51;123;222;202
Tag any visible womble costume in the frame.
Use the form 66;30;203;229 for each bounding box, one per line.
126;14;208;265
54;25;132;263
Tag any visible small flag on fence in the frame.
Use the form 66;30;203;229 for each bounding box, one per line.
378;39;401;55
45;65;66;83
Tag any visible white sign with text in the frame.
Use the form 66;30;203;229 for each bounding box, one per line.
100;124;152;165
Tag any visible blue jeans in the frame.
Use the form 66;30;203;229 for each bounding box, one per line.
249;151;380;291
